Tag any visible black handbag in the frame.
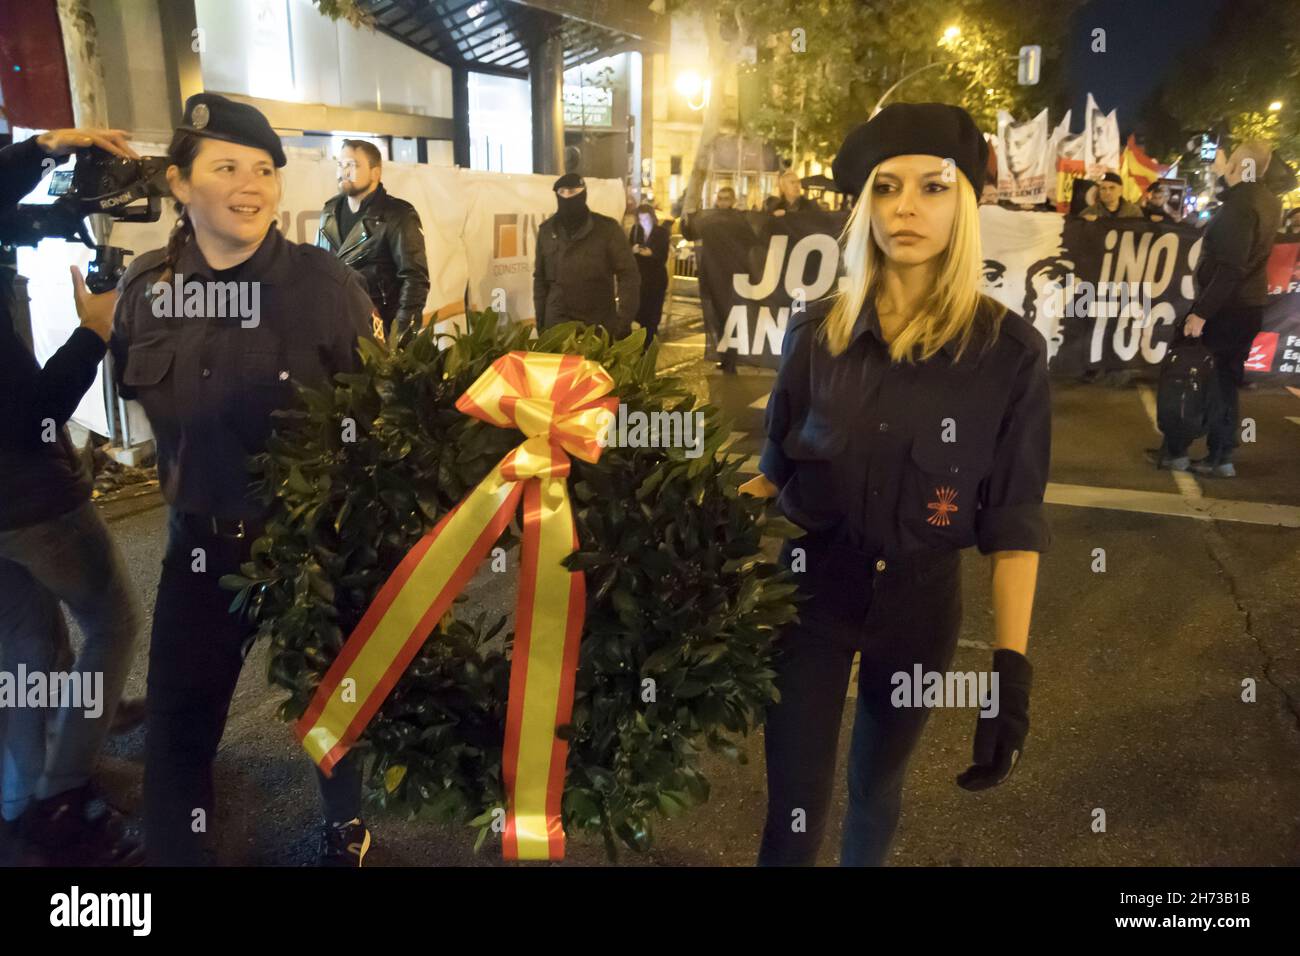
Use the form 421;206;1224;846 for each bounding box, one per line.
1157;337;1217;444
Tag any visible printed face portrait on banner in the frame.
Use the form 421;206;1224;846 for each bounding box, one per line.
976;205;1070;355
1084;94;1120;178
997;109;1051;204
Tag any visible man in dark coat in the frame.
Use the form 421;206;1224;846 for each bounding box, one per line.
532;173;639;338
681;186;755;373
1080;172;1143;220
1158;141;1283;477
318;139;430;342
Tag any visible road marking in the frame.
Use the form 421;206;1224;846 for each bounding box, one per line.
1045;482;1300;527
659;333;705;348
719;430;748;451
1287;416;1300;429
750;393;769;410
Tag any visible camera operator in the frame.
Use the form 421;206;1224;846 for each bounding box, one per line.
0;127;143;865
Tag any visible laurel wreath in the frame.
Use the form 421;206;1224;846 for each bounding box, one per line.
222;313;801;857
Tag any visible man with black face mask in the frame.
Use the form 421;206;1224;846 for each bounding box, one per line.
533;173;639;338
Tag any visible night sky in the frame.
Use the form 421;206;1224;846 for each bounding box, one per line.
1064;0;1224;135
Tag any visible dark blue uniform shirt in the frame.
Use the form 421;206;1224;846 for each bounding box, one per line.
110;226;373;520
759;295;1052;558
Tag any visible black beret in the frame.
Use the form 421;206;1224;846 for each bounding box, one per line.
1099;172;1123;185
553;173;586;191
832;102;989;196
177;93;287;168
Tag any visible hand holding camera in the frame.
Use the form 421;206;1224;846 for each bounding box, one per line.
36;128;139;161
70;265;116;343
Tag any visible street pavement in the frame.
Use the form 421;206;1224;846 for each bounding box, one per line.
86;301;1300;866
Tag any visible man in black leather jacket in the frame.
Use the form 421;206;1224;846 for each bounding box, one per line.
317;139;430;341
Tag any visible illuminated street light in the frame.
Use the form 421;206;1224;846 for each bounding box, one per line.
1268;100;1283;111
675;70;702;98
942;25;961;43
675;70;710;111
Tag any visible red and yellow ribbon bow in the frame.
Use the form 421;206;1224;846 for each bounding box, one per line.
296;351;618;859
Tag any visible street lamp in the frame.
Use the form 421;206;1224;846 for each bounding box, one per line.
942;25;961;43
675;70;710;111
1269;100;1283;112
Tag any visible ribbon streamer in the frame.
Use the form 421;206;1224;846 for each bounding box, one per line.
296;351;617;859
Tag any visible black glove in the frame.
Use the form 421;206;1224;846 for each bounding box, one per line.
956;648;1032;791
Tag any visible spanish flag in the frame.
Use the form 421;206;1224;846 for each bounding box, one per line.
1119;134;1167;203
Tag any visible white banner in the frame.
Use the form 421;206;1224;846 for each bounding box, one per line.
17;142;624;438
976;205;1071;357
996;108;1052;205
1084;93;1121;180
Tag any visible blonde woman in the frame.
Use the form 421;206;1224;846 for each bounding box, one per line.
741;103;1052;866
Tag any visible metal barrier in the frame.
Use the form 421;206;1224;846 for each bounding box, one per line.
663;238;699;331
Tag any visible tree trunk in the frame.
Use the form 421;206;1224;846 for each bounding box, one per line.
55;0;112;246
680;1;740;217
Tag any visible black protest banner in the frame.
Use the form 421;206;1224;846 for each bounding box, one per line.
700;204;1300;382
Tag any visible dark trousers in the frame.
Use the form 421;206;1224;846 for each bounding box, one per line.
758;536;963;866
698;268;736;371
144;510;362;865
1164;306;1262;462
635;282;666;350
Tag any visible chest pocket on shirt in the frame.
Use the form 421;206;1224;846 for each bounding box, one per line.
122;347;175;406
901;434;991;548
239;350;321;427
779;411;848;532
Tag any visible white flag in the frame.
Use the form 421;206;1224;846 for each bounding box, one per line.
1083;93;1120;179
996;108;1052;204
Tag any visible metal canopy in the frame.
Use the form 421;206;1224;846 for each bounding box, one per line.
357;0;668;79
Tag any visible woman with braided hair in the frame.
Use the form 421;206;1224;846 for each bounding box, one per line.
109;94;376;866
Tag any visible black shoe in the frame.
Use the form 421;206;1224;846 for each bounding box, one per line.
18;783;144;866
110;696;147;736
318;818;371;867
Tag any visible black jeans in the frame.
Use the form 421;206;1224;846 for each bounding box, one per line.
144;510;363;865
698;274;736;371
758;535;963;866
1165;306;1261;462
636;282;666;350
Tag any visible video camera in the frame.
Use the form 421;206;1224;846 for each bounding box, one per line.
0;146;169;293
